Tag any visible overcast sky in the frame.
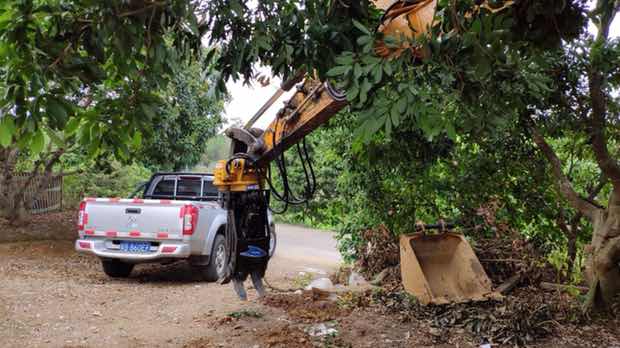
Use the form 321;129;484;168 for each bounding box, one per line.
223;8;620;131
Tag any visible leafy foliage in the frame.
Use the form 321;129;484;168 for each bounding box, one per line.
200;0;381;86
139;55;225;171
62;155;151;207
198;134;231;172
0;0;203;157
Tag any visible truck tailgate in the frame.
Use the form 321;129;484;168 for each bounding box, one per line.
82;199;186;239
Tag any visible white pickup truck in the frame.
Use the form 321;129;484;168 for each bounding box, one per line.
75;172;275;280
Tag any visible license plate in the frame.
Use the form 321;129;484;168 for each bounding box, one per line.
120;241;151;253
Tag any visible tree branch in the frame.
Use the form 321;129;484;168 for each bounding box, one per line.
530;126;600;220
118;2;165;18
48;43;73;69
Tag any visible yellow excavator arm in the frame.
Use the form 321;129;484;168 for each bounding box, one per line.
214;0;436;192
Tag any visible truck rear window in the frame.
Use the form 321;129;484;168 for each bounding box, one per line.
153;180;175;196
177;178;201;196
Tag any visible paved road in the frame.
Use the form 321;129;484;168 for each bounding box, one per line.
272;223;341;273
0;223;341;347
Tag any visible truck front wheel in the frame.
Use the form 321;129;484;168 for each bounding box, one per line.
101;259;134;278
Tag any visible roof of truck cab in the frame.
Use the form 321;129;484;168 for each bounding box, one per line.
152;172;214;177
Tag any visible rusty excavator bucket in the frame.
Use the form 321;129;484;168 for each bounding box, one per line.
400;232;500;305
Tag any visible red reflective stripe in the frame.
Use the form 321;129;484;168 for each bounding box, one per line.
78;241;91;249
84;229;95;235
83;213;89;226
129;231;141;237
132;198;144;204
106;231;117;237
110;197;121;203
157;232;169;239
161;246;177;253
160;200;172;204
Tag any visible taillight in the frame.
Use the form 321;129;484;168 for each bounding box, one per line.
182;204;199;235
78;201;88;231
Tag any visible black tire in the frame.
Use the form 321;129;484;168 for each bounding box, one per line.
101;259;134;278
203;234;227;282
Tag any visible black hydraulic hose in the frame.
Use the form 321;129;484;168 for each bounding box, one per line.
263;114;318;212
301;137;317;196
296;142;312;198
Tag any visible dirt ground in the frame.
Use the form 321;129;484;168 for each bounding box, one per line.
2;213;620;347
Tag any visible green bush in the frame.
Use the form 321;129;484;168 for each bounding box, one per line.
63;161;151;208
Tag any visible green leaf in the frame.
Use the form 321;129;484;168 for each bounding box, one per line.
471;19;482;34
383;62;393;76
359;78;372;104
357;35;372;46
446;122;456;140
30;130;45;155
391;107;400;127
353;63;363;79
0;116;15;147
46;128;64;147
346;84;359;102
65;117;81;135
88;138;101;158
396;97;407;114
352;19;371;35
140;103;157;119
326;65;350;77
391;104;401;127
132;131;142;148
47;97;68;124
335;54;354;65
372;64;383;83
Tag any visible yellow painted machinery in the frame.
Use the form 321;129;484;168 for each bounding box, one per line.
212;0;500;303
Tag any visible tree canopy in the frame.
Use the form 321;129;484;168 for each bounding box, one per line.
0;0;204;157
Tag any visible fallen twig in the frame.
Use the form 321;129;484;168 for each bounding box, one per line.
496;273;522;294
540;282;588;293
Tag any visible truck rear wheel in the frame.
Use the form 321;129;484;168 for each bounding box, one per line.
101;259;134;278
202;234;227;282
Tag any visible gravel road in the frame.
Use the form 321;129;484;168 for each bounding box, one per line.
0;224;340;348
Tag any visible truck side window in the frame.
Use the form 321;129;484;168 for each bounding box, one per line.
153;179;175;196
177;178;201;197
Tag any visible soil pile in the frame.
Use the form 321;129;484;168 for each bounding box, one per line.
262;289;349;323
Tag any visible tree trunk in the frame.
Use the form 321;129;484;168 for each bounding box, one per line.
566;222;578;279
584;190;620;308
